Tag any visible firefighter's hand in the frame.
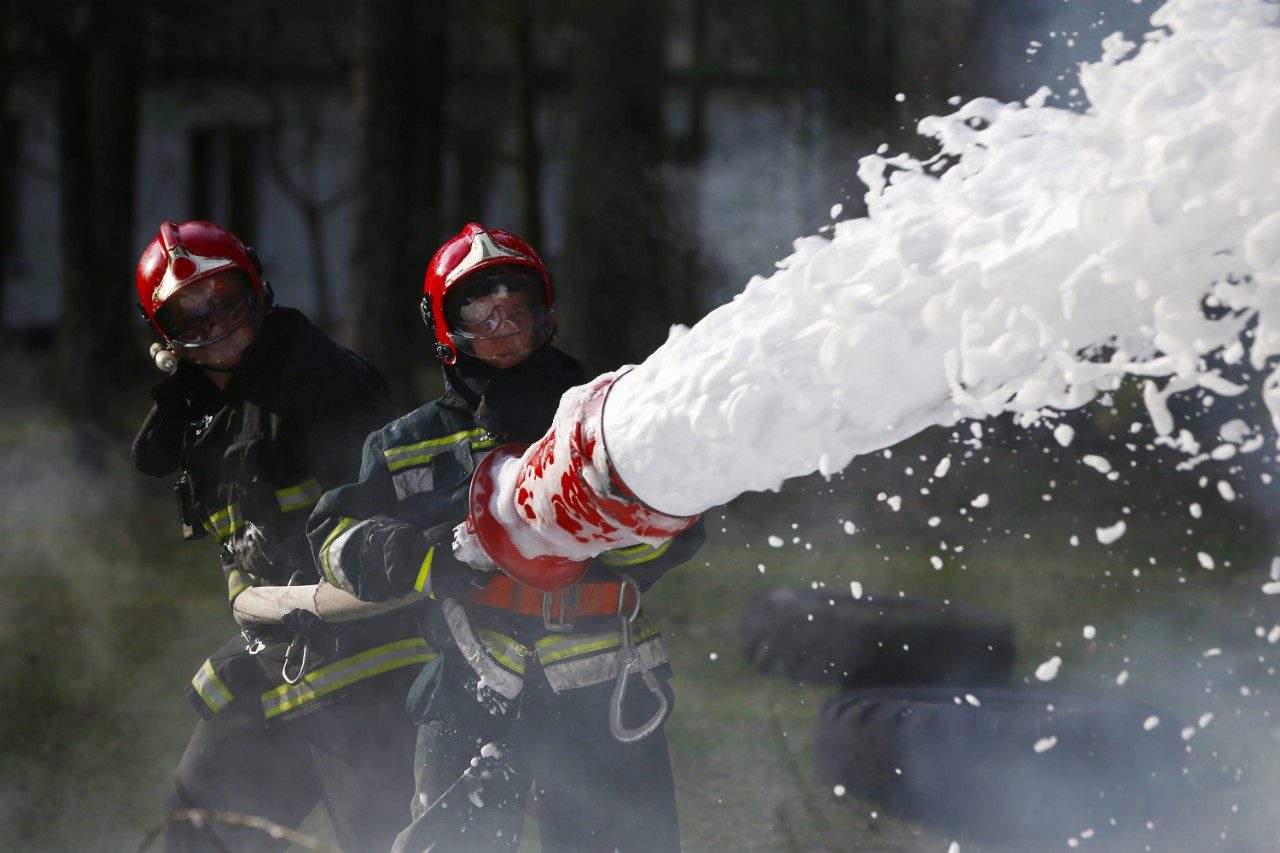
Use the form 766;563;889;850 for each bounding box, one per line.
230;523;276;578
148;364;198;420
413;523;494;599
281;607;334;646
358;520;477;600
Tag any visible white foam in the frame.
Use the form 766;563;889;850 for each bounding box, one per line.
1035;655;1063;681
1097;520;1127;544
598;0;1280;517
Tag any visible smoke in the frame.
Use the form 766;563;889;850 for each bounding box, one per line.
0;361;220;849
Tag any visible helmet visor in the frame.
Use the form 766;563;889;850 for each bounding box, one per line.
155;271;257;348
445;274;551;363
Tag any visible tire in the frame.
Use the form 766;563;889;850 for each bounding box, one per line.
815;686;1186;840
740;587;1014;688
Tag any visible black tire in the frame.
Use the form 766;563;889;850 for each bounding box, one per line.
815;686;1187;841
740;587;1014;688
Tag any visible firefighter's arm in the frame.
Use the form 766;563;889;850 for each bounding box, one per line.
307;431;485;602
269;366;393;558
597;516;707;592
131;372;196;477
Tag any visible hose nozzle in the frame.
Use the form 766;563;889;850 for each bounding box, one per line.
150;342;178;374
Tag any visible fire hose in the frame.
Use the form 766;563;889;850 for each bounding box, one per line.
230;582;426;629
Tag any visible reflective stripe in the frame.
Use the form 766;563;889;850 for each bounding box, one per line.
226;568;254;602
205;502;244;541
441;598;525;700
192;659;234;715
275;478;323;513
383;429;496;473
260;638;436;720
477;628;529;677
392;466;435;500
319;517;361;591
598;539;674;567
413;547;435;594
540;630;669;693
536;617;661;665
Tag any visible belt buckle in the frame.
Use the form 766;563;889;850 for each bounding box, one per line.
542;585;580;633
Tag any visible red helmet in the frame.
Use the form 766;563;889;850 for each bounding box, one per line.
136;220;270;344
421;222;554;364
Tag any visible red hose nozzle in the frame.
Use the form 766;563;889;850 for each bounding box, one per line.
466;374;698;592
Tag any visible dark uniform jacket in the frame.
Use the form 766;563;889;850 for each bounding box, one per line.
133;307;431;722
306;347;705;718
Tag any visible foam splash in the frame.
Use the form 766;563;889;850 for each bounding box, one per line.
599;0;1280;517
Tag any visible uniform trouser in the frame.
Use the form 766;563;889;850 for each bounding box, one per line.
393;663;679;853
163;669;418;852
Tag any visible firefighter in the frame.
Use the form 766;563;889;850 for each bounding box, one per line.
133;220;427;851
307;222;705;852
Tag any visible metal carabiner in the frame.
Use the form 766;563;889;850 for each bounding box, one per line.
281;634;309;685
608;579;669;743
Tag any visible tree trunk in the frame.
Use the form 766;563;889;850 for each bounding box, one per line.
0;0;13;331
88;44;139;365
55;30;100;462
55;10;139;464
511;0;543;249
560;0;677;375
348;0;447;410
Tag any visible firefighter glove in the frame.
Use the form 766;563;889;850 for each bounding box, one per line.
360;519;487;600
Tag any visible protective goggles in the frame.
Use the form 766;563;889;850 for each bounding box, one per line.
448;303;552;357
445;274;551;356
154;271;257;348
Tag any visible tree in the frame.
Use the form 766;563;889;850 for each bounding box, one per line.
0;0;13;330
263;96;349;332
347;0;448;408
510;0;543;249
560;0;695;374
51;2;140;464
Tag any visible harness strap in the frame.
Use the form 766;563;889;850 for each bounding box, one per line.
469;575;637;618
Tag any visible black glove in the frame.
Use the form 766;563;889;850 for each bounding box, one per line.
149;363;199;420
359;520;485;600
281;607;327;639
227;523;278;579
280;608;336;667
133;368;200;477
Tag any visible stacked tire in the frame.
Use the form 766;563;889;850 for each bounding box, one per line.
815;686;1185;840
740;587;1015;688
741;587;1186;842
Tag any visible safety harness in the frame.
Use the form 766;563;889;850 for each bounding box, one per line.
466;575;668;741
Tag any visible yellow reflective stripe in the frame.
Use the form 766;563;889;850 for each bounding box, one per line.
226;568;253;602
477;628;529;675
383;429;493;473
598;538;673;567
206;502;244;541
536;620;660;666
275;478;323;513
260;639;435;720
319;517;357;588
414;547;435;594
192;659;234;714
441;599;524;700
